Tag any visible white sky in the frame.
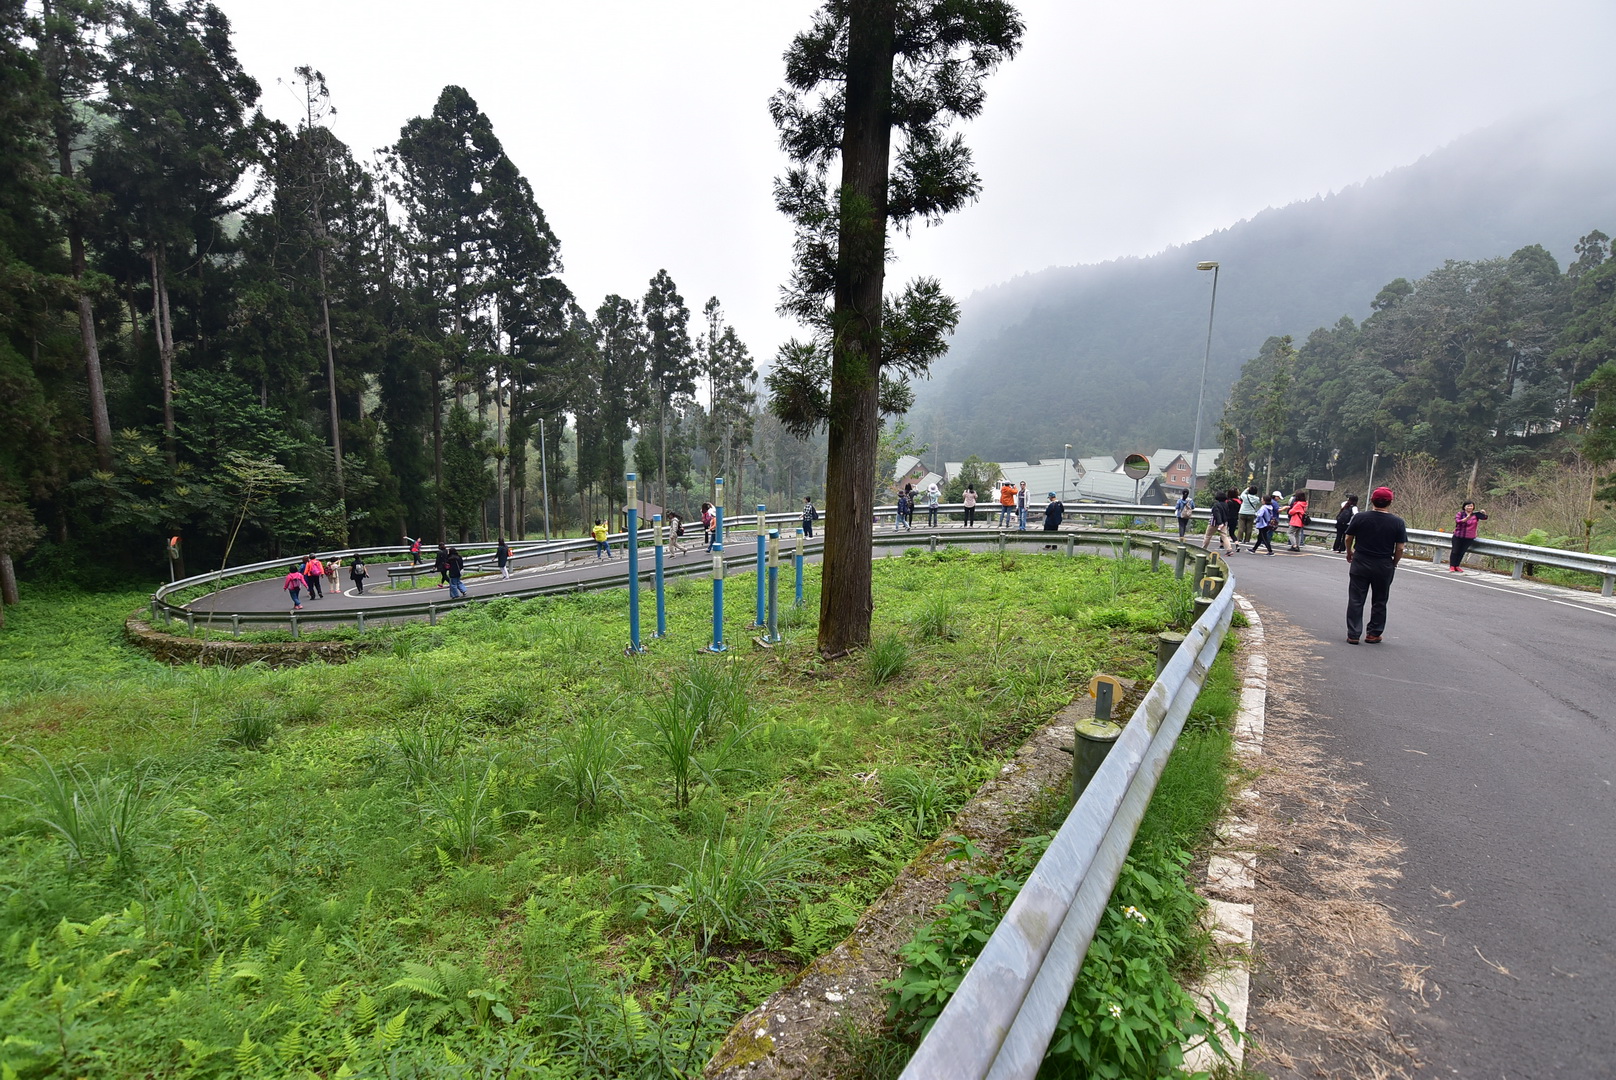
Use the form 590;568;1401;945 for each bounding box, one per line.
216;0;1616;365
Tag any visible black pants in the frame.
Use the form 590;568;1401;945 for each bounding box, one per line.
308;573;322;598
1347;560;1396;639
1333;524;1349;552
1450;535;1474;568
803;520;814;538
927;505;939;527
1252;526;1274;554
964;506;976;526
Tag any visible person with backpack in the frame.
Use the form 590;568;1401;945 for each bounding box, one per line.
801;496;818;538
591;519;611;559
1042;491;1065;531
897;484;914;530
283;563;307;610
496;536;511;580
1174;490;1195;539
1201;490;1235;555
303;555;325;599
1249;494;1279;555
350;556;368;595
962;484;977;527
434;544;450;586
925;482;941;527
700;502;715;551
999;481;1016;527
403;534;423;565
667;511;688;555
1285;491;1310;551
1450;500;1488;572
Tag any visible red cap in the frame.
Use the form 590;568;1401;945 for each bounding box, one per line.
1371;486;1394;504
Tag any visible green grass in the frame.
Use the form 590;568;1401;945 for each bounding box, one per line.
0;552;1188;1078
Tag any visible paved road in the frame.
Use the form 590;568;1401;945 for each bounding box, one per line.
1226;546;1616;1078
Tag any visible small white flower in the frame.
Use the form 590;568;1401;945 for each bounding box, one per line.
1107;1002;1123;1020
1123;905;1148;924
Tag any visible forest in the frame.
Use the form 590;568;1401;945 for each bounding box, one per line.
1212;232;1616;546
0;0;825;589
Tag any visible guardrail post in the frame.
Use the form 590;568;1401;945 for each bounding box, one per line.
1065;534;1074;558
1430;544;1443;565
1156;631;1185;676
1512;559;1525;580
231;614;240;637
356;612;365;634
1150;540;1162;571
185;611;195;634
290;614;299;640
1191;550;1208;588
929;532;938;554
1121;532;1132;558
1604;574;1614;599
1193;595;1214;623
1174;544;1187;580
997;532;1006;555
428;604;438;626
1074;714;1121;804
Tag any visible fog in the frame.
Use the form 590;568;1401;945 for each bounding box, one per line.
216;0;1616;363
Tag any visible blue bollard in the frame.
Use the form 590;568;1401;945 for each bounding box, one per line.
765;530;781;644
705;543;727;652
625;472;643;654
713;477;725;548
754;503;767;627
653;513;666;638
794;528;805;607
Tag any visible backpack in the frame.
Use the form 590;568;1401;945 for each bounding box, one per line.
674;519;685;537
1177;498;1192;519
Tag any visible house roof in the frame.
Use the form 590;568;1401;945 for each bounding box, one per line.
1073;470;1164;504
1077;455;1118;476
893;454;922;480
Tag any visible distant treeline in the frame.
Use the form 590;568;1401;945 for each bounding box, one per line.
0;1;772;586
1214;232;1616;500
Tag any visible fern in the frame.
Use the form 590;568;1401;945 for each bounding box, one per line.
274;1024;305;1064
377;1007;410;1046
232;1030;262;1075
318;982;347;1014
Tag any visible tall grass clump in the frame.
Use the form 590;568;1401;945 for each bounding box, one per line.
645;805;813;951
3;753;173;872
547;713;631;820
222;700;279;749
881;767;953;836
911;594;958;642
422;758;506;863
394;720;461;787
866;633;908;685
643;662;755;810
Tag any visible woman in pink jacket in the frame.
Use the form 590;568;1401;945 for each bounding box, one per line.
1449;500;1487;572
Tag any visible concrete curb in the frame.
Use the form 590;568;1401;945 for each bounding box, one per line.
1183;592;1265;1073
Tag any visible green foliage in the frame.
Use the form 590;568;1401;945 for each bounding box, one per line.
2;754;174;873
866;633;909;685
910;594;958;642
222;700;279;750
641;660;755;811
881;767;956;837
421;758;507;863
546;712;631;821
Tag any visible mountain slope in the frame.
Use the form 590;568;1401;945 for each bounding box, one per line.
916;101;1616;460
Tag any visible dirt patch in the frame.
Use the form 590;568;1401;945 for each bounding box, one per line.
1242;605;1426;1079
703;689;1126;1079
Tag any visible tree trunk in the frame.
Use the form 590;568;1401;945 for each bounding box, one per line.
432;360;446;542
317;246;345;500
0;551;18;607
817;0;896;657
150;251;177;464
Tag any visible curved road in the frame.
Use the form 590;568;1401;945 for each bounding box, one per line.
180;532;1616;1075
1227;546;1615;1079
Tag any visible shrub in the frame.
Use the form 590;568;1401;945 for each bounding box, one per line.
394;720;461;788
642;661;755;810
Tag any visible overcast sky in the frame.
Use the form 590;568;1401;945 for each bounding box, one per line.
216;0;1616;365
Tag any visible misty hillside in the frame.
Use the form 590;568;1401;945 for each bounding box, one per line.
915;100;1616;460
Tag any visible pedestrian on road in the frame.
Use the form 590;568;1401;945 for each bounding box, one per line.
350;557;367;595
802;496;818;538
963;484;977;527
1175;489;1194;539
1249;495;1278;555
404;534;422;565
668;512;688;555
1042;492;1064;531
303;555;325;599
1016;481;1029;531
926;482;941;527
1237;486;1260;543
1450;501;1488;572
700;502;715;551
1333;494;1359;552
327;557;340;594
999;481;1016;527
1344;486;1407;644
283;564;306;610
1285;491;1310;551
446;547;467;599
434;544;449;586
1202;490;1235;555
592;519;611;559
897;484;914;530
497;536;511;580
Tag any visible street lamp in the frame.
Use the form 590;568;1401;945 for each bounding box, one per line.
1062;443;1071;501
1367;450;1381;493
1189;260;1220;502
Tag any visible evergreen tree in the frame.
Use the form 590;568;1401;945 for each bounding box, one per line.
642;269;694;513
767;0;1022;654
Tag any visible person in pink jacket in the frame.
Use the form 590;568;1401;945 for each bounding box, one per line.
1449;500;1488;572
283;564;307;610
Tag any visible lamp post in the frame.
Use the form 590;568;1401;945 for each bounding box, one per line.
1062;443;1071;502
1367;450;1380;493
1190;261;1220;502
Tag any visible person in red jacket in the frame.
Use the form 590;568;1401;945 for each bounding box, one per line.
1449;500;1488;572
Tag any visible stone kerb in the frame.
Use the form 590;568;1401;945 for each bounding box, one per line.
124;614;380;668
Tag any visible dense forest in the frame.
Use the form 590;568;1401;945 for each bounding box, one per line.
1212;232;1616;518
911;101;1616;463
0;0;814;590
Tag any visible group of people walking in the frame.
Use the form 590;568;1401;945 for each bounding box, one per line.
282;552;368;609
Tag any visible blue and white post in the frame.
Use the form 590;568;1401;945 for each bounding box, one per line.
754;503;768;627
794;528;805;607
625;472;643;654
652;513;667;638
705;543;727;652
763;529;782;644
713;477;725;548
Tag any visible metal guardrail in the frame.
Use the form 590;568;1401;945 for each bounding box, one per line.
900;554;1237;1080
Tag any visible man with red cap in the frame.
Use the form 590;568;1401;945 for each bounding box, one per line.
1343;486;1407;644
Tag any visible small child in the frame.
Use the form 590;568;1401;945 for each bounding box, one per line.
283;563;307;610
592;519;610;559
